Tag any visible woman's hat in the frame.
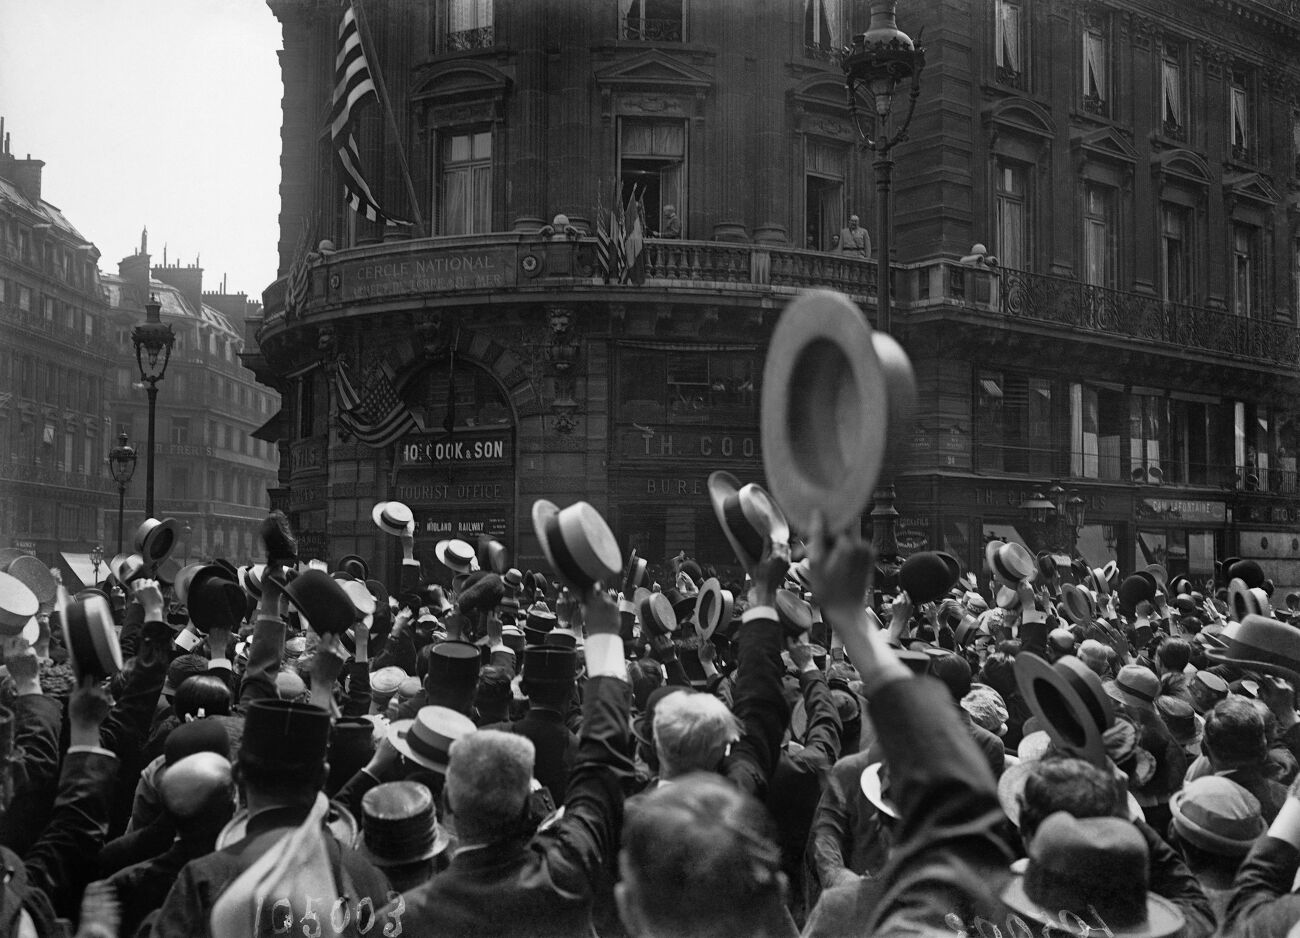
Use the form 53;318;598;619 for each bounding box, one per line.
760;289;912;535
387;705;477;773
1228;578;1269;622
0;572;39;635
59;592;123;681
281;569;356;635
371;501;414;537
858;762;898;819
133;517;180;567
1169;776;1265;857
985;540;1035;585
695;578;724;641
1001;813;1184;938
531;499;621;593
898;551;958;605
1205;614;1300;683
638;591;677;637
435;539;476;575
1014;652;1115;768
707;471;789;571
337;554;370;581
6;556;57;613
360;781;450;867
476;536;509;575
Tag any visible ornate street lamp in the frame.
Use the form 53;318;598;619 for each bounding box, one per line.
108;432;137;555
89;544;103;586
132;295;175;518
1021;482;1086;556
1022;491;1054;527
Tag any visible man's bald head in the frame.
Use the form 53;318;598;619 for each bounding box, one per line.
160;751;235;822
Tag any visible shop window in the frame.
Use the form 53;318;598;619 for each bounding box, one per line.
804;138;846;251
620;0;684;42
616;349;759;427
438;130;492;235
1128;395;1166;484
171;418;190;446
1070;384;1125;481
994;0;1025;89
434;0;493;53
620;119;686;239
975;370;1054;475
170;467;190;497
995;160;1029;271
406;359;511;430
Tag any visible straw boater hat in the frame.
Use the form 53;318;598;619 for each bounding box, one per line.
360;781;451;868
531;499;622;593
695;578;724;641
0;572;39;636
622;550;648;596
388;705;477;773
435;539;476;575
59;592;123;682
371;501;414;537
707;471;789;572
985;541;1035;586
1014;653;1115;767
858;763;898;819
637;590;677;637
761;289;911;535
1059;583;1096;625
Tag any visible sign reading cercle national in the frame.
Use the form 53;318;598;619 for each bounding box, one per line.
397;432;513;467
337;246;517;301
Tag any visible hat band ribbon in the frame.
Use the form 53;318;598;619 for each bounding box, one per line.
544;514;590;587
1218;639;1300;674
407;727;451;766
1116;676;1156;704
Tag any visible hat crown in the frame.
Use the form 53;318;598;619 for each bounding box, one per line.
1023;812;1153;926
1174;777;1265;848
242;700;332;764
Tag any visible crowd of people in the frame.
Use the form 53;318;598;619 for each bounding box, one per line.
2;483;1300;937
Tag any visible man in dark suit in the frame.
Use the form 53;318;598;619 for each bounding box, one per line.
394;590;634;938
483;645;579;803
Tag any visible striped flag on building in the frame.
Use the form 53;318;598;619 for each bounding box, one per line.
328;0;410;227
284;220;313;318
621;191;647;286
332;359;420;448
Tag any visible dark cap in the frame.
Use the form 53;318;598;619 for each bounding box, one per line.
164;719;231;766
426;641;481;687
241;699;331;766
523;645;577;684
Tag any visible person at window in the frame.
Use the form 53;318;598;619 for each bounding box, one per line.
838;215;871;258
660;205;682;239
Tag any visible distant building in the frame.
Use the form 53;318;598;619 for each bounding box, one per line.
0;124;116;574
102;235;281;565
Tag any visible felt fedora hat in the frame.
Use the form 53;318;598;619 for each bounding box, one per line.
369;501;412;537
935;551;962;586
898;551;957;605
1169;776;1265;857
695;578;724;641
59;592;123;681
281;569;355;635
476;536;509;575
337;554;370;581
858;762;898;819
621;550;648;596
1060;583;1096;625
0;572;39;635
1000;813;1184;938
638;590;677;636
6;556;57;613
1015;652;1115;768
133;517;180;567
985;541;1035;585
387;705;477;773
1226;558;1265;590
1104;665;1161;714
503;568;525;593
1228;578;1270;622
775;589;813;637
360;781;450;868
531;499;622;593
1205;614;1300;682
458;572;505;615
435;539;476;575
761;289;905;535
707;471;790;571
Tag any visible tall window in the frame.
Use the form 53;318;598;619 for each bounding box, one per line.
436;0;493;52
804;0;842;55
1232;224;1260;318
1129;395;1165;483
995;0;1024;88
1082;183;1114;288
804;138;845;251
1230;71;1251;162
619;119;687;237
1161;41;1185;139
1161;204;1190;304
170;418;190;446
439;130;492;235
996;160;1028;271
1081;16;1108;115
621;0;684;42
1070;384;1126;480
975;371;1054;475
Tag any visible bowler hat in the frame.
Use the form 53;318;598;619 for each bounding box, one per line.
531;499;621;592
258;511;298;566
523;645;577;684
899;551;957;605
503;568;525;593
476;536;508;575
707;471;791;573
761;289;913;535
1001;813;1183;938
1205;613;1300;682
59;593;123;681
1118;573;1157;610
360;781;450;867
695;578;724;641
435;539;476;575
1226;559;1265;590
0;571;39;635
337;554;370;581
189;571;249;634
1014;652;1114;767
175;562;236;605
388;705;476;772
638;591;677;636
1169;776;1265;857
134;517;180;567
371;501;414;537
458;572;505;615
1060;583;1096;625
281;569;355;635
985;541;1035;585
241;699;332;766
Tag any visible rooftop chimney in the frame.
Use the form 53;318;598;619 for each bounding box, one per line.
0;122;44;204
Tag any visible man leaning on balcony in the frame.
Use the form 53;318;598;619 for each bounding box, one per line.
838;215;870;259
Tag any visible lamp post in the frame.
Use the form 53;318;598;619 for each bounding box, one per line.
108;432;137;555
1021;481;1087;556
844;0;925;559
131;295;175;519
89;544;103;586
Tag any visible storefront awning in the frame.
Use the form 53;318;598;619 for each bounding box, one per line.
59;552;102;590
252;409;285;443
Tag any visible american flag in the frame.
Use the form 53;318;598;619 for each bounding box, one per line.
594;187;619;283
328;0;410;227
333;360;420;448
284;220;312;319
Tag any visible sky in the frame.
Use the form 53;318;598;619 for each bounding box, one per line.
1;0;284;301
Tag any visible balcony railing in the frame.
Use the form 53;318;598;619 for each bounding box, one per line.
641;240;876;299
0;460;116;493
442;25;493;52
999;266;1300;367
622;16;683;41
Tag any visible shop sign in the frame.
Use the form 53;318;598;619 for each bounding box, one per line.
394;482;510;504
336;246;517;302
616;426;761;461
968;487;1109;513
397;432;512;467
289;484;326;508
1141;499;1226;524
896;516;930;553
291;441;325;472
415;515;510;539
11;540;35;553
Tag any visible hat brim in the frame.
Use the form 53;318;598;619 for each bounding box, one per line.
1000;876;1184;938
696;578;724;641
434;540;475;575
858;763;898;819
708;471;756;570
0;571;40;633
1203;648;1300;685
359;819;451;867
1168;787;1260;856
760;290;892;536
386;719;451;773
371;501;414;537
1015;653;1113;768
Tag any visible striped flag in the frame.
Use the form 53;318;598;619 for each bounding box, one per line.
284;220;312;319
594;189;613;283
333;360;420;448
328;0;410;227
621;190;647;286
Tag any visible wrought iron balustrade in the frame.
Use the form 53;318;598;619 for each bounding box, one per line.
622;16;684;41
998;266;1300;367
638;240;876;300
443;25;494;52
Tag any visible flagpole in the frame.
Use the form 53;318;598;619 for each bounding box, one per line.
352;0;427;238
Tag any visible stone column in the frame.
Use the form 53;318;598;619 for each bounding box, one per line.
507;0;547;231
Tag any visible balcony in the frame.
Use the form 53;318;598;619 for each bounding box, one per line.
622;16;684;42
441;25;493;52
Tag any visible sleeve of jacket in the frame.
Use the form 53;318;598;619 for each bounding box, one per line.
370;626;416;676
334;768;385;822
0;693;63;855
724;611;788;799
151;863;214;938
239;612;287;706
536;674;634;891
1134;819;1215;938
341;660;372;718
1278;721;1300;767
99;620;170;761
807;761;860;892
659;653;691;689
117;601;146;662
1221;836;1300;938
22;749;120;918
796;670;843;770
858;676;1016;936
